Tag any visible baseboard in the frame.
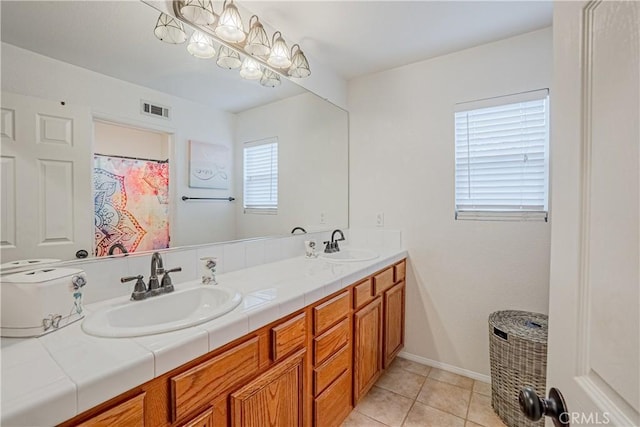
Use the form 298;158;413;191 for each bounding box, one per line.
397;351;491;384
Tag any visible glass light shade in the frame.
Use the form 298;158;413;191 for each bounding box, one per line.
240;57;263;80
260;69;281;88
214;0;245;43
180;0;216;25
267;31;291;68
245;15;270;57
187;31;216;59
154;13;187;44
216;45;242;69
288;45;311;78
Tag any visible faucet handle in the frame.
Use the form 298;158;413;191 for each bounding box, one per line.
121;275;147;301
161;267;182;293
121;275;139;283
323;241;332;253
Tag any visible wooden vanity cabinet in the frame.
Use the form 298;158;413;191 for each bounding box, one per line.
58;258;406;427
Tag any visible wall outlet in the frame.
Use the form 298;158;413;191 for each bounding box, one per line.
320;212;326;224
376;212;384;227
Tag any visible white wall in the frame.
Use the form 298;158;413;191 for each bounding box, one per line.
2;43;237;247
94;121;169;161
234;93;349;238
348;28;553;376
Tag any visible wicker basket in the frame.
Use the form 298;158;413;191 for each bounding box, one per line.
489;310;548;427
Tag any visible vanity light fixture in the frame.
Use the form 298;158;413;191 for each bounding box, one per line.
216;45;242;69
187;31;216;58
215;0;246;43
288;44;311;78
156;0;311;87
154;13;187;44
260;69;281;88
267;31;291;68
245;15;271;57
180;0;216;25
240;56;263;80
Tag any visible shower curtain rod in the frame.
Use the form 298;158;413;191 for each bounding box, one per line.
94;153;169;163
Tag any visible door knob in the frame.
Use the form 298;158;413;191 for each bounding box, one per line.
519;386;569;427
75;249;89;259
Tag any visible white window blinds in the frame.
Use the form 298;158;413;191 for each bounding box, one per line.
454;89;549;221
243;138;278;213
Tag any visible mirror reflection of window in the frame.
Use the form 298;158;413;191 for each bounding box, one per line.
243;137;278;214
93;121;171;256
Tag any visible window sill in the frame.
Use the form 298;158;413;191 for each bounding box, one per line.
244;208;277;215
455;210;548;222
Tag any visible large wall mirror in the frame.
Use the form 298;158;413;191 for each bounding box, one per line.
0;1;348;264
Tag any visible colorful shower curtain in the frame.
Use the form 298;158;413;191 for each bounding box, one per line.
93;155;169;257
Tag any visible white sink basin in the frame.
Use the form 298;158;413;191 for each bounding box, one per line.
320;249;378;263
82;286;242;338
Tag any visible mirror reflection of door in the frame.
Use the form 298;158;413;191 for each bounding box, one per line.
0;92;93;262
92;121;170;257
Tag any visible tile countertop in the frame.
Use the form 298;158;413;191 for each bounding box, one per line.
0;247;407;427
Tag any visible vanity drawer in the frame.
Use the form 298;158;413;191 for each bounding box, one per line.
78;392;145;427
271;312;306;361
313;343;350;396
314;317;350;365
171;337;260;421
353;278;373;309
313;290;350;335
395;260;406;283
313;369;352;427
373;266;395;296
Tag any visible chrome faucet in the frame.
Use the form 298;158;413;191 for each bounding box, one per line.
324;229;346;253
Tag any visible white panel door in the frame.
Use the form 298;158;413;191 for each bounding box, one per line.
0;92;93;261
543;1;639;426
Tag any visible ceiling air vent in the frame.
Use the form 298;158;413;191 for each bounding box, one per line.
141;100;170;120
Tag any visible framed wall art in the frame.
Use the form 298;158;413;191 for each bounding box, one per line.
189;140;230;189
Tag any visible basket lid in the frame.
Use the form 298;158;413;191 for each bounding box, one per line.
489;310;548;341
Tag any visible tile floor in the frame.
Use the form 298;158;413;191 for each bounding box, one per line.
342;357;507;427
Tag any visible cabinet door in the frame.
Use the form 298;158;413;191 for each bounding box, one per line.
314;369;352;427
353;297;383;403
384;281;405;368
231;349;306;427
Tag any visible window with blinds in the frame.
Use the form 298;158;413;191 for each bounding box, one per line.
243;138;278;214
454;89;549;221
